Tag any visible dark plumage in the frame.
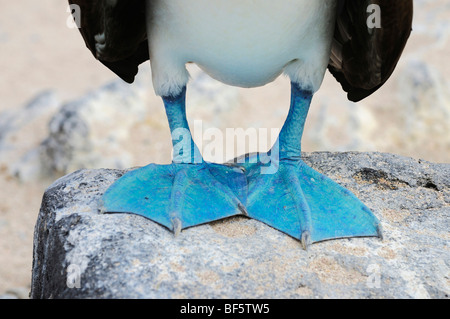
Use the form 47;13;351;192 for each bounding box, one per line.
68;0;148;83
328;0;413;101
69;0;413;102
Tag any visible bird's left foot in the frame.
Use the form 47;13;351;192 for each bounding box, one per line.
240;153;382;248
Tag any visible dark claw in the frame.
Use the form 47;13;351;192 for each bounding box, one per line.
301;231;311;250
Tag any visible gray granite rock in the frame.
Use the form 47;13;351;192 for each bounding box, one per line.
30;152;449;299
0;90;60;181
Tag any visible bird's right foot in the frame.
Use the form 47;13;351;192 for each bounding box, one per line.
101;162;248;234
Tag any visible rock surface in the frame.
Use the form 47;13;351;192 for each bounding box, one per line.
30;152;449;299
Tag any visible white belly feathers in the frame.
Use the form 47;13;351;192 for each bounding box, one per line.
146;0;337;97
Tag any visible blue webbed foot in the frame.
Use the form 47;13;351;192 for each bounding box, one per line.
102;162;247;234
237;81;382;248
241;153;381;248
101;82;382;248
102;86;248;234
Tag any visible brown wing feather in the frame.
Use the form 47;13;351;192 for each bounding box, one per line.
68;0;150;83
69;0;413;96
328;0;413;102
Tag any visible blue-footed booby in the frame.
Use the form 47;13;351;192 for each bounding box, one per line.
69;0;413;248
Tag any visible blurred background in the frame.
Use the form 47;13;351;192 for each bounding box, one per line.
0;0;448;298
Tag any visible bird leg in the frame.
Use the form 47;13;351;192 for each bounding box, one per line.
241;82;382;248
162;86;202;165
101;86;247;234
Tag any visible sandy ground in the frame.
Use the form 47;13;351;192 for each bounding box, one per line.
0;1;115;297
0;1;448;297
